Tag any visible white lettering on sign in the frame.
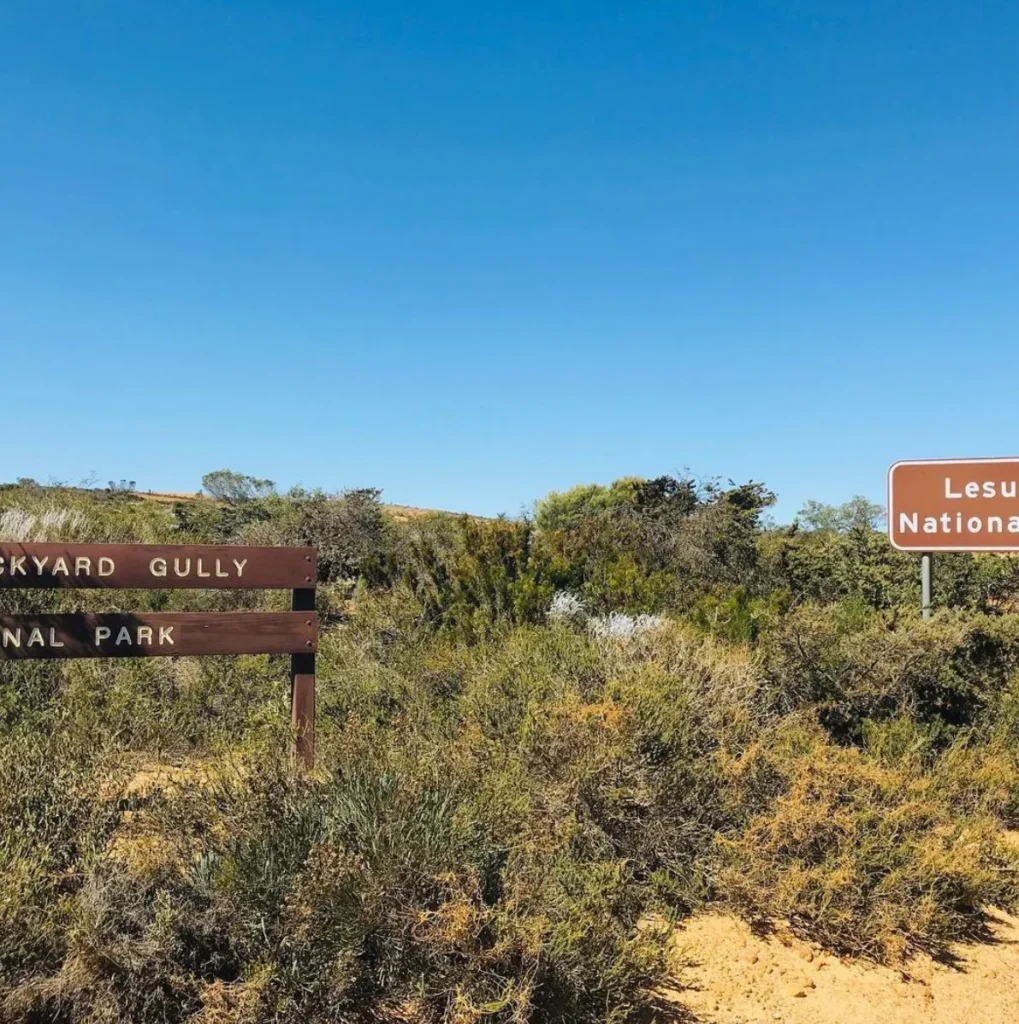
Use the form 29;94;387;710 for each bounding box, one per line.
1;627;66;649
1;626;64;651
0;553;259;582
945;478;1019;499
2;623;182;651
93;625;176;647
156;557;245;580
0;556;116;579
899;511;1019;535
17;622;68;647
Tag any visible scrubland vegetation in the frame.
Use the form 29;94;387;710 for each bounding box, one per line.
3;473;1019;1022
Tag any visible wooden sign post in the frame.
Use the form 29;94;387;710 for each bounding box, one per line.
291;585;317;767
0;543;318;766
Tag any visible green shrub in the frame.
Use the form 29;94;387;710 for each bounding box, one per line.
402;517;553;641
762;605;1019;741
0;730;125;990
688;586;791;645
3;736;668;1023
533;479;644;532
716;720;1019;959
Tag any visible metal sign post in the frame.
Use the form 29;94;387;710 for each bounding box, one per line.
921;552;933;621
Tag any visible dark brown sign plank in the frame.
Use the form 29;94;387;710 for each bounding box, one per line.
0;613;318;660
0;544;316;589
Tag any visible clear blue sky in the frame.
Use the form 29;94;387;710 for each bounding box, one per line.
2;2;1017;518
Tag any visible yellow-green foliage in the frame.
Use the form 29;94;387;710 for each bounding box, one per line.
716;719;1019;960
4;483;1019;1022
533;478;644;532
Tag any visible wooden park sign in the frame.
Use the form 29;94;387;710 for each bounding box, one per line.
0;543;319;765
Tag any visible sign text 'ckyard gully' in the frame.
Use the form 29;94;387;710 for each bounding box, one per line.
0;552;253;582
0;543;319;765
0;544;315;588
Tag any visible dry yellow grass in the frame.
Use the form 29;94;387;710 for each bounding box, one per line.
130;489;485;521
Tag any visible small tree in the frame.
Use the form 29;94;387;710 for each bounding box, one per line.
797;496;885;533
534;477;644;531
294;487;389;583
202;469;276;504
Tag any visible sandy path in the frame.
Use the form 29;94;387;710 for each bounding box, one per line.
663;908;1019;1024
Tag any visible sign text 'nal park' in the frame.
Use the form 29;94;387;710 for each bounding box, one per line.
0;543;319;765
0;612;317;659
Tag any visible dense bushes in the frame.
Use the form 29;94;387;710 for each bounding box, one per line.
0;730;126;989
4;476;1019;1021
716;720;1019;959
400;515;551;640
174;488;392;585
762;525;1019;612
762;606;1019;741
3;626;685;1022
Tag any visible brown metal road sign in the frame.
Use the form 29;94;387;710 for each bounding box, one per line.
0;544;316;589
889;458;1019;552
0;612;318;660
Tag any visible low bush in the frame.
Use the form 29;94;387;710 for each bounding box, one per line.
4;724;669;1023
715;720;1019;959
0;730;125;992
762;604;1019;741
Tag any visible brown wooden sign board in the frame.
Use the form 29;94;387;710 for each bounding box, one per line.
0;613;317;660
0;543;319;766
889;458;1019;552
0;543;316;589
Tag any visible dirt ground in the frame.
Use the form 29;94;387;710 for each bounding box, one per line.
663;908;1019;1024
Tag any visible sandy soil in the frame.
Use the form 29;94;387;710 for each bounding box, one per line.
135;490;476;520
663;909;1019;1024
